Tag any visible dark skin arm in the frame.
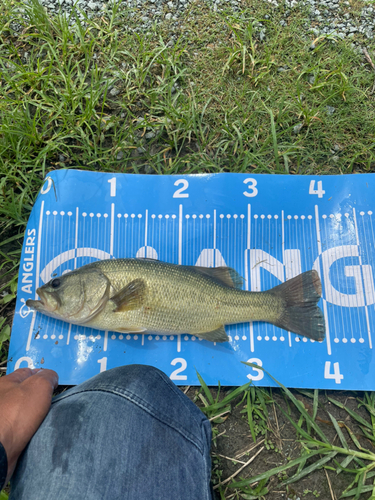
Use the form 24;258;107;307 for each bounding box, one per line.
0;368;58;485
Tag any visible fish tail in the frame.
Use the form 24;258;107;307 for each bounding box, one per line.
270;270;325;341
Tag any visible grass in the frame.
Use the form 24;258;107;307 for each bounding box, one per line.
1;0;375;497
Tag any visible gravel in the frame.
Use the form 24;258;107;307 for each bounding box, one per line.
15;0;375;47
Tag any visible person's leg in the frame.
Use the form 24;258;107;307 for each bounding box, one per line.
10;365;213;500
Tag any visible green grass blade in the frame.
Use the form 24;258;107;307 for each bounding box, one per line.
219;382;252;406
247;390;256;443
283;451;338;485
328;412;349;449
313;389;318;421
196;370;215;405
341;484;373;498
359;426;375;444
268;108;280;171
344;424;366;451
336;455;355;474
355;472;365;500
256;388;269;418
229;449;328;488
328;397;372;430
277;404;324;443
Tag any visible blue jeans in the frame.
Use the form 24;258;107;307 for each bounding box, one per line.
9;365;213;500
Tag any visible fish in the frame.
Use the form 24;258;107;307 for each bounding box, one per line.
26;258;325;343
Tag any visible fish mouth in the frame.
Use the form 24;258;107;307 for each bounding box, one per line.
25;298;45;311
26;288;59;313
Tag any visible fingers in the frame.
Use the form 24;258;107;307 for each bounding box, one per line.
22;369;59;397
4;368;35;384
31;369;59;391
20;369;59;420
3;368;59;391
0;367;59;485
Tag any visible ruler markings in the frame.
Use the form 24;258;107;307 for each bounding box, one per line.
353;208;371;347
110;203;114;256
26;201;45;351
74;207;79;269
314;205;331;356
343;215;352;342
360;212;373;345
246;204;254;352
214;209;217;258
351;210;364;341
287;216;292;348
324;216;338;343
365;213;375;341
335;215;345;342
145;209;148;249
301;215;309;343
178;204;183;265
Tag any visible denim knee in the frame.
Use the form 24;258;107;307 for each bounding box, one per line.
52;364;211;453
84;364;166;391
53;364;173;404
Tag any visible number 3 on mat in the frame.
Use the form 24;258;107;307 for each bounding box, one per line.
246;358;264;381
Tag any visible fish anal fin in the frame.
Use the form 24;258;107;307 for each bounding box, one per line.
195;326;229;343
111;278;147;313
188;266;244;289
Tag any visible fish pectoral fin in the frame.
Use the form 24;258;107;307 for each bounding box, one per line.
195;326;229;343
188;266;244;289
116;326;147;333
110;278;147;313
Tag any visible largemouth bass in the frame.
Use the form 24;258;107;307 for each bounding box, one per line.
26;259;325;343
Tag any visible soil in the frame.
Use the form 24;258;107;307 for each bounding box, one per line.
186;387;374;500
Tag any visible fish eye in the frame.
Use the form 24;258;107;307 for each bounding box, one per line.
51;278;61;289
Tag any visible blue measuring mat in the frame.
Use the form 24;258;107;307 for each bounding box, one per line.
7;170;375;389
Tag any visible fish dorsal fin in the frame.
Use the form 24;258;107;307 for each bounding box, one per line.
110;278;147;313
188;266;243;289
195;326;229;343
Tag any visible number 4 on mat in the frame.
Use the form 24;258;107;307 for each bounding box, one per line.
324;361;343;384
309;180;325;198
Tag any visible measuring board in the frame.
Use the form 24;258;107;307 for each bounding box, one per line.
7;170;375;389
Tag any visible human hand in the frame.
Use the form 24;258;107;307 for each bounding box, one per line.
0;368;58;485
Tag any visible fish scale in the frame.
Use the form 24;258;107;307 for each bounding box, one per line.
93;259;283;334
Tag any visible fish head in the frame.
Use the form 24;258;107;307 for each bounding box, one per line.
26;268;110;323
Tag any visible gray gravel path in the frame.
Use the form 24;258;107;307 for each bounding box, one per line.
18;0;375;49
